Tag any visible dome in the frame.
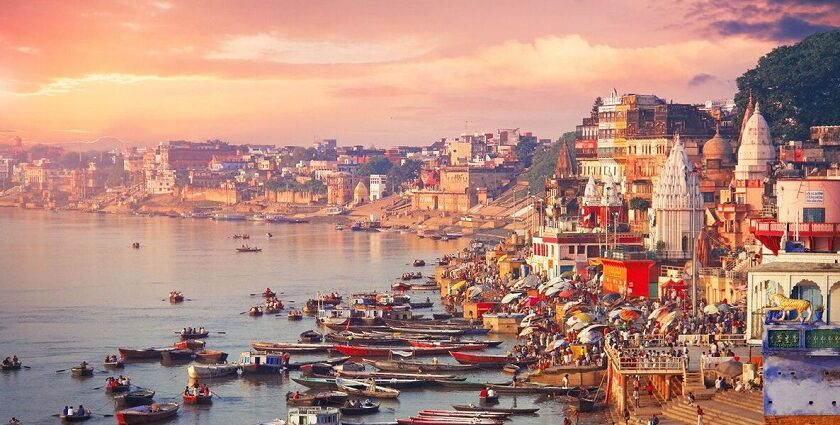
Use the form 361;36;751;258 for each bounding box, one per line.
737;102;775;164
703;127;733;165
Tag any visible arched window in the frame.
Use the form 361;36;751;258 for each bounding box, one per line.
791;281;822;312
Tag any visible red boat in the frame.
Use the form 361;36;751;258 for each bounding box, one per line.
118;348;164;360
194;349;228;364
449;351;537;366
183;392;213;405
333;344;486;357
398;418;502;425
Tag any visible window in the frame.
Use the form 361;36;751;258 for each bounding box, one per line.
803;208;825;223
703;193;715;203
568;246;575;254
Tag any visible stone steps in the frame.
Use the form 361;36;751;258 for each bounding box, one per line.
662;399;763;425
713;390;763;414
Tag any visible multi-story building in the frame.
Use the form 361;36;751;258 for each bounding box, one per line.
325;172;358;206
145;169;176;195
369;174;387;201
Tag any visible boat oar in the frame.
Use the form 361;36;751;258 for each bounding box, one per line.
22;365;31;369
97;413;114;418
216;332;226;335
55;369;67;373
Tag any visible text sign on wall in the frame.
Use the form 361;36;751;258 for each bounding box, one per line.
767;329;801;349
805;191;824;204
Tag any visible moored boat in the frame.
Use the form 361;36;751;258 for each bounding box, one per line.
188;364;240;379
451;405;539;414
335;377;400;398
237;246;262;253
252;341;331;353
413;259;426;267
161;349;194;364
339;400;380;415
333;344;485;358
238;351;287;374
194;349;228;364
114;389;156;407
176;339;206;351
119;348;164;361
287;356;351;371
300;330;323;343
116;402;179;424
285;391;349;406
363;359;478;373
293;376;427;390
449;352;537;367
287;407;341;425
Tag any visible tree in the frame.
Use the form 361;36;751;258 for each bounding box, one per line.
629;197;651;211
386;159;421;193
591;97;603;117
356;157;393;176
734;30;840;143
518;132;575;193
514;136;539;168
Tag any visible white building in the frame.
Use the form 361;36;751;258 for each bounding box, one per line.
369;174;387;201
650;134;703;259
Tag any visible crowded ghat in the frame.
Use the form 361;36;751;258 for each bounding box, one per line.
434;234;761;425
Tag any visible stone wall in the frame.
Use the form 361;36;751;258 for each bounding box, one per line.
181;186;238;204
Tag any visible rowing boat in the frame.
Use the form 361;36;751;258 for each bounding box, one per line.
293;376;427;389
195;349;228;364
449;351;537;367
285;391;349;406
339;400;380;415
251;341;332;353
335;377;400;399
418;410;509;418
119;348;165;360
287;356;351;370
432;380;510;390
116;402;179;424
335;369;463;381
59;412;92;422
183;392;213;405
114;389;156;407
451;405;539;414
333;344;485;358
362;359;478;373
188;364;240;379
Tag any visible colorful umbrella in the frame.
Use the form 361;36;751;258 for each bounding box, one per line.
570;321;591;331
658;311;679;326
556;289;576;299
518;326;536;337
501;292;524;304
717;303;731;313
619;309;641;322
601;293;622;306
648;306;669;320
581;324;608;334
578;331;602;344
703;304;720;315
562;301;584;314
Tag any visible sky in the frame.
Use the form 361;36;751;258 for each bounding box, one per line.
0;0;838;148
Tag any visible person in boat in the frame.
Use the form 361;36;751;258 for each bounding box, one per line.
8;418;21;425
282;352;290;366
76;405;86;417
67;406;74;416
479;387;489;398
63;406;69;416
184;386;190;396
11;356;18;365
487;388;497;399
293;391;301;400
79;361;88;370
200;384;209;396
149;403;160;413
2;357;10;366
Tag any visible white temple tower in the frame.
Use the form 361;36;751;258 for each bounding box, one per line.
651;134;703;259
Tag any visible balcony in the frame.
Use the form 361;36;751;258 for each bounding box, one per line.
751;220;840;236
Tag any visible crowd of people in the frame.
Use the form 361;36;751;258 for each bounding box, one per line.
184;382;211;397
1;356;20;367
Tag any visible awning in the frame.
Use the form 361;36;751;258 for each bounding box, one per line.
467;284;489;299
514;274;540;289
662;279;687;289
496;254;509;263
450;281;467;292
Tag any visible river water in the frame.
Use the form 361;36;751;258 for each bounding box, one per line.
0;209;601;425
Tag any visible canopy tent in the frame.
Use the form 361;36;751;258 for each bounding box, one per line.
449;280;468;292
466;284;489;299
513;274;541;289
501;292;525;304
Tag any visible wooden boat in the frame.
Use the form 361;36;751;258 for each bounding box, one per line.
262;290;277;298
237;246;262;253
176;339;206;350
161;349;194;363
388;327;465;336
409;301;433;309
114;389;156;407
486;383;597;395
293;376;426;389
501;364;519;374
119;348;164;360
106;380;132;393
300;330;323;343
169;292;184;303
433;380;509;390
288;310;304;320
340;401;380;415
103;359;125;369
391;282;411;291
188;364;239;379
413;259;426;267
325;332;408;346
480;394;498;404
449;352;537;367
180;330;209;339
451;405;538;414
194;349;228;364
417;410;508;419
264;306;282;315
409;284;439;291
115;402;179;424
335;377;400;398
1;362;22;371
249;306;264;316
183;392;213;405
336;370;462;381
286;391;349;406
408;340;503;349
287;407;341;425
333;344;485;358
70;366;94;377
398;418;501;425
363;359;478;373
252;341;332;353
238;351;287;374
287;356;350;371
59;412;92;422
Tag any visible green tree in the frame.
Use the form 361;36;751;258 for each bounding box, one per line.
629;197;650;211
386;159;421;193
734;30;840;143
514;136;539;167
518;132;575;193
356;157;393;176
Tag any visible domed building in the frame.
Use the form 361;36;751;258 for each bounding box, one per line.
734;102;776;211
352;180;369;205
699;126;735;207
651;134;703;259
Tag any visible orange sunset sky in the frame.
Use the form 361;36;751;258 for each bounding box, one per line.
0;0;838;147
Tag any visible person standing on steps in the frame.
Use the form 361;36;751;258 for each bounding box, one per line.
696;405;704;425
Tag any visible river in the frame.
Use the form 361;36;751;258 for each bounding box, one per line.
0;209;600;424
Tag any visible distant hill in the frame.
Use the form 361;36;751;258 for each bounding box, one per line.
47;136;130;152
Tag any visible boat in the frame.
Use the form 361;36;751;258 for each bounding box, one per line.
103;359;124;369
449;352;537;367
287;407;341;425
59;412;92;422
70;366;94;377
408;340;504;349
335;225;345;231
479;394;498;404
169;291;184;303
300;330;323;343
397;418;501;425
176;339;206;350
417;410;508;419
161;349;194;363
413;260;426;267
363;359;478;373
333;344;485;358
1;362;22;371
180;329;209;339
194;349;228;364
339;400;380;415
249;306;264;316
238;351;287;374
486;383;597;395
287;356;351;371
408;301;433;309
252;341;332;353
237;246;263;253
335;370;463;381
115;402;179;424
501;364;519;374
293;376;427;390
335;377;400;399
183;392;213;405
391;282;411;291
213;213;246;221
114;389;156;407
286;391;349;406
451;405;538;415
387;327;466;336
262;290;277;298
288;310;304;320
105;378;132;393
119;348;164;360
409;284;438;291
188;364;240;379
433;380;509;390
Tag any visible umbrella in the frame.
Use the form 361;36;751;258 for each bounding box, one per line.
501;292;524;304
578;331;602;344
703;304;720;314
548;339;568;351
515;274;540;289
648;306;669;320
562;301;584;314
544;286;562;297
560;271;575;278
570;321;591;331
658;311;679;326
619;309;641;322
581;324;608;334
717;303;731;313
601;293;622;306
556;289;576;299
467;285;488;299
518;326;536;337
716;359;743;377
574;312;593;322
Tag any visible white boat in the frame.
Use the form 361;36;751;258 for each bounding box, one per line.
256;407;341;425
187;364;240;379
325;206;346;216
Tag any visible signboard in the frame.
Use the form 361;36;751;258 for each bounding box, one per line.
805;329;840;349
805;190;824;204
767;329;800;349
